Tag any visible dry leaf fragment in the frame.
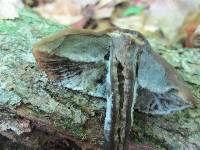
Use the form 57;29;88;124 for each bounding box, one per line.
34;0;83;25
113;15;144;32
144;0;200;44
0;0;23;20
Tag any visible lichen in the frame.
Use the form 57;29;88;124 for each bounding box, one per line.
63;119;87;140
0;8;104;142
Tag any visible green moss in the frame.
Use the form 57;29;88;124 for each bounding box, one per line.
50;116;87;140
0;8;65;39
63;119;87;140
131;113;162;148
191;84;200;100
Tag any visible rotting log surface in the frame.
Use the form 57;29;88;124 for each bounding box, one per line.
0;9;200;150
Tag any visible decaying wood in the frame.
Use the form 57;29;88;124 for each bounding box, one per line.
0;106;101;150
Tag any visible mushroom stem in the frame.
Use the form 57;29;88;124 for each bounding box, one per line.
104;32;142;150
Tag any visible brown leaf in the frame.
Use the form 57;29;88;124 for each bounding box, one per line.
34;0;83;25
144;0;200;44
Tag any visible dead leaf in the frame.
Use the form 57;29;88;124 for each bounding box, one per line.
34;0;83;25
95;0;126;19
144;0;200;44
113;15;144;32
0;0;23;20
192;25;200;47
178;9;200;48
34;0;126;26
73;0;98;7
